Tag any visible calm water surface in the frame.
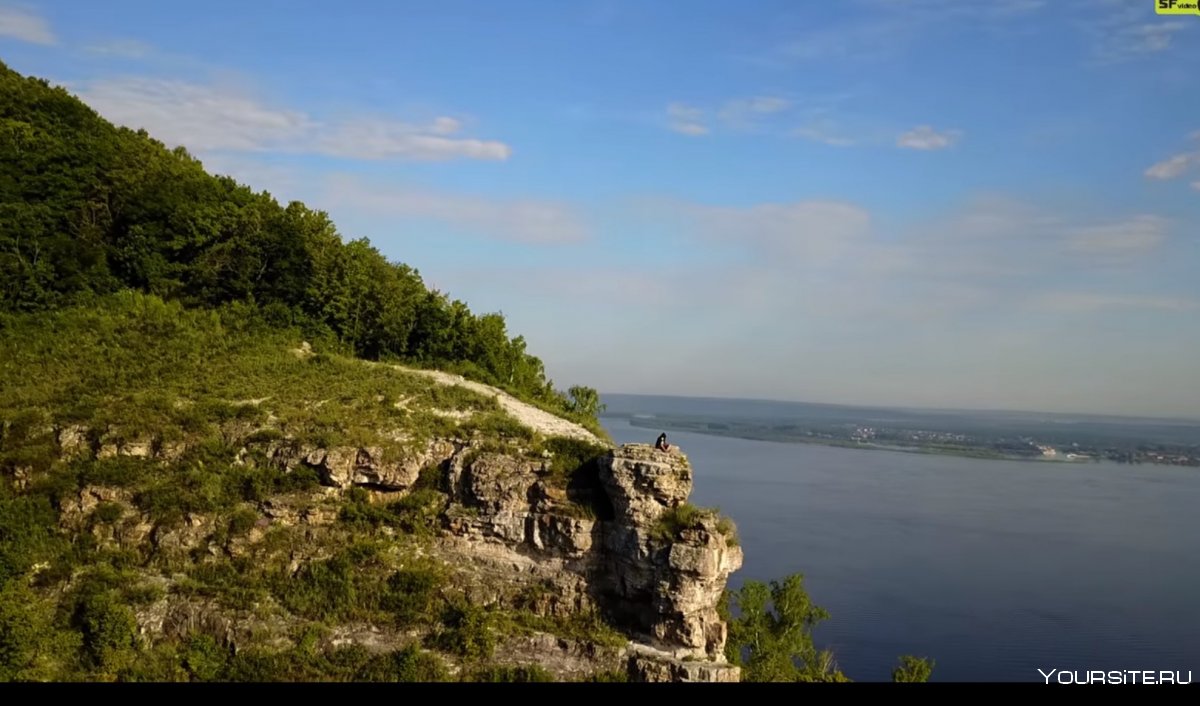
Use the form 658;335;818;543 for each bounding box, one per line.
603;417;1200;682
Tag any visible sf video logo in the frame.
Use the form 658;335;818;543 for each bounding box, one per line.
1157;0;1200;14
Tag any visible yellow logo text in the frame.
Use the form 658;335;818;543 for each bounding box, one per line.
1157;0;1200;15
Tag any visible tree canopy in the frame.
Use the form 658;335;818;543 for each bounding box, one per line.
721;573;934;683
0;60;595;422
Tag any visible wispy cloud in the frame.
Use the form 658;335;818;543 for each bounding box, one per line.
1145;131;1200;181
1094;21;1188;62
792;123;857;147
753;0;1045;67
1066;215;1169;257
678;199;872;262
666;102;709;136
438;191;1191;415
1035;292;1199;314
324;175;587;245
897;125;962;150
84;39;154;59
631;193;1176;321
1083;0;1195;64
316;116;510;161
718;95;791;127
1146;152;1199;180
0;4;55;45
74;76;511;161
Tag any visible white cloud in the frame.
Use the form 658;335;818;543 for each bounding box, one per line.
74;76;511;161
324;175;587;245
0;5;55;45
1192;181;1200;192
666;102;708;136
84;39;154;58
78;77;311;152
1066;215;1169;256
438;191;1193;416
1145;152;1199;180
792;123;857;147
718;95;791;126
644;194;1174;316
1035;293;1198;314
1085;1;1193;65
756;0;1045;66
897;125;961;150
682;199;872;262
316;117;511;161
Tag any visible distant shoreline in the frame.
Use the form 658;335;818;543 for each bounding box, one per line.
602;393;1200;427
607;416;1181;466
615;418;1069;463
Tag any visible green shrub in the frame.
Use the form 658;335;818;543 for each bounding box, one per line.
273;546;386;622
223;649;291;681
92;502;125;525
183;634;230;681
540;436;608;483
118;642;188;682
0;583;78;681
424;384;500;414
227;507;259;537
650;503;707;543
0;495;61;586
716;515;740;548
432;602;498;661
892;655;935;682
468;664;555;682
391;489;447;535
584;669;629;682
124;582;164;605
178;559;268;609
357;644;449;682
383;564;446;628
411;464;444;492
460;413;534;442
77;457;156;489
74;592;139;671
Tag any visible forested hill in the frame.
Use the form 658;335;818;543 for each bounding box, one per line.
0;60;595;422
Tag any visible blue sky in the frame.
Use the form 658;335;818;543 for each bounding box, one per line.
3;0;1199;418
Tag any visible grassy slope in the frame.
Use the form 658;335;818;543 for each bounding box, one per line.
0;294;621;682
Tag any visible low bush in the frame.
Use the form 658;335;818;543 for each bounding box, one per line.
468;664;555;682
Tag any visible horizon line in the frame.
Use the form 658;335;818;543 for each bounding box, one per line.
597;391;1200;426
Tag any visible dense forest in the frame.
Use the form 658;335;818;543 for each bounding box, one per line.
0;60;598;424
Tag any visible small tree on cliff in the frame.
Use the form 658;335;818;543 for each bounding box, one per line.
892;655;935;682
723;573;937;683
720;574;849;682
565;385;605;418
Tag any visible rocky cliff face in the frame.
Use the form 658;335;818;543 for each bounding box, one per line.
438;441;743;681
599;446;742;665
50;421;743;682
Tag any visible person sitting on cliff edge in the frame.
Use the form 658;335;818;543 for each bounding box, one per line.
655;433;671;452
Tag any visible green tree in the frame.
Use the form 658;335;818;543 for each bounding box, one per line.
892;655;935;682
565;386;605;417
0;59;595;421
720;574;848;682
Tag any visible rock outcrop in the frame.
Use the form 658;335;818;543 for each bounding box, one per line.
599;445;743;665
437;442;743;681
46;421;742;682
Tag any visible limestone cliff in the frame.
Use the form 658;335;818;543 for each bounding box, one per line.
50;419;742;682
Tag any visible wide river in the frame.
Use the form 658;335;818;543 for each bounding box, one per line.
601;416;1200;682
